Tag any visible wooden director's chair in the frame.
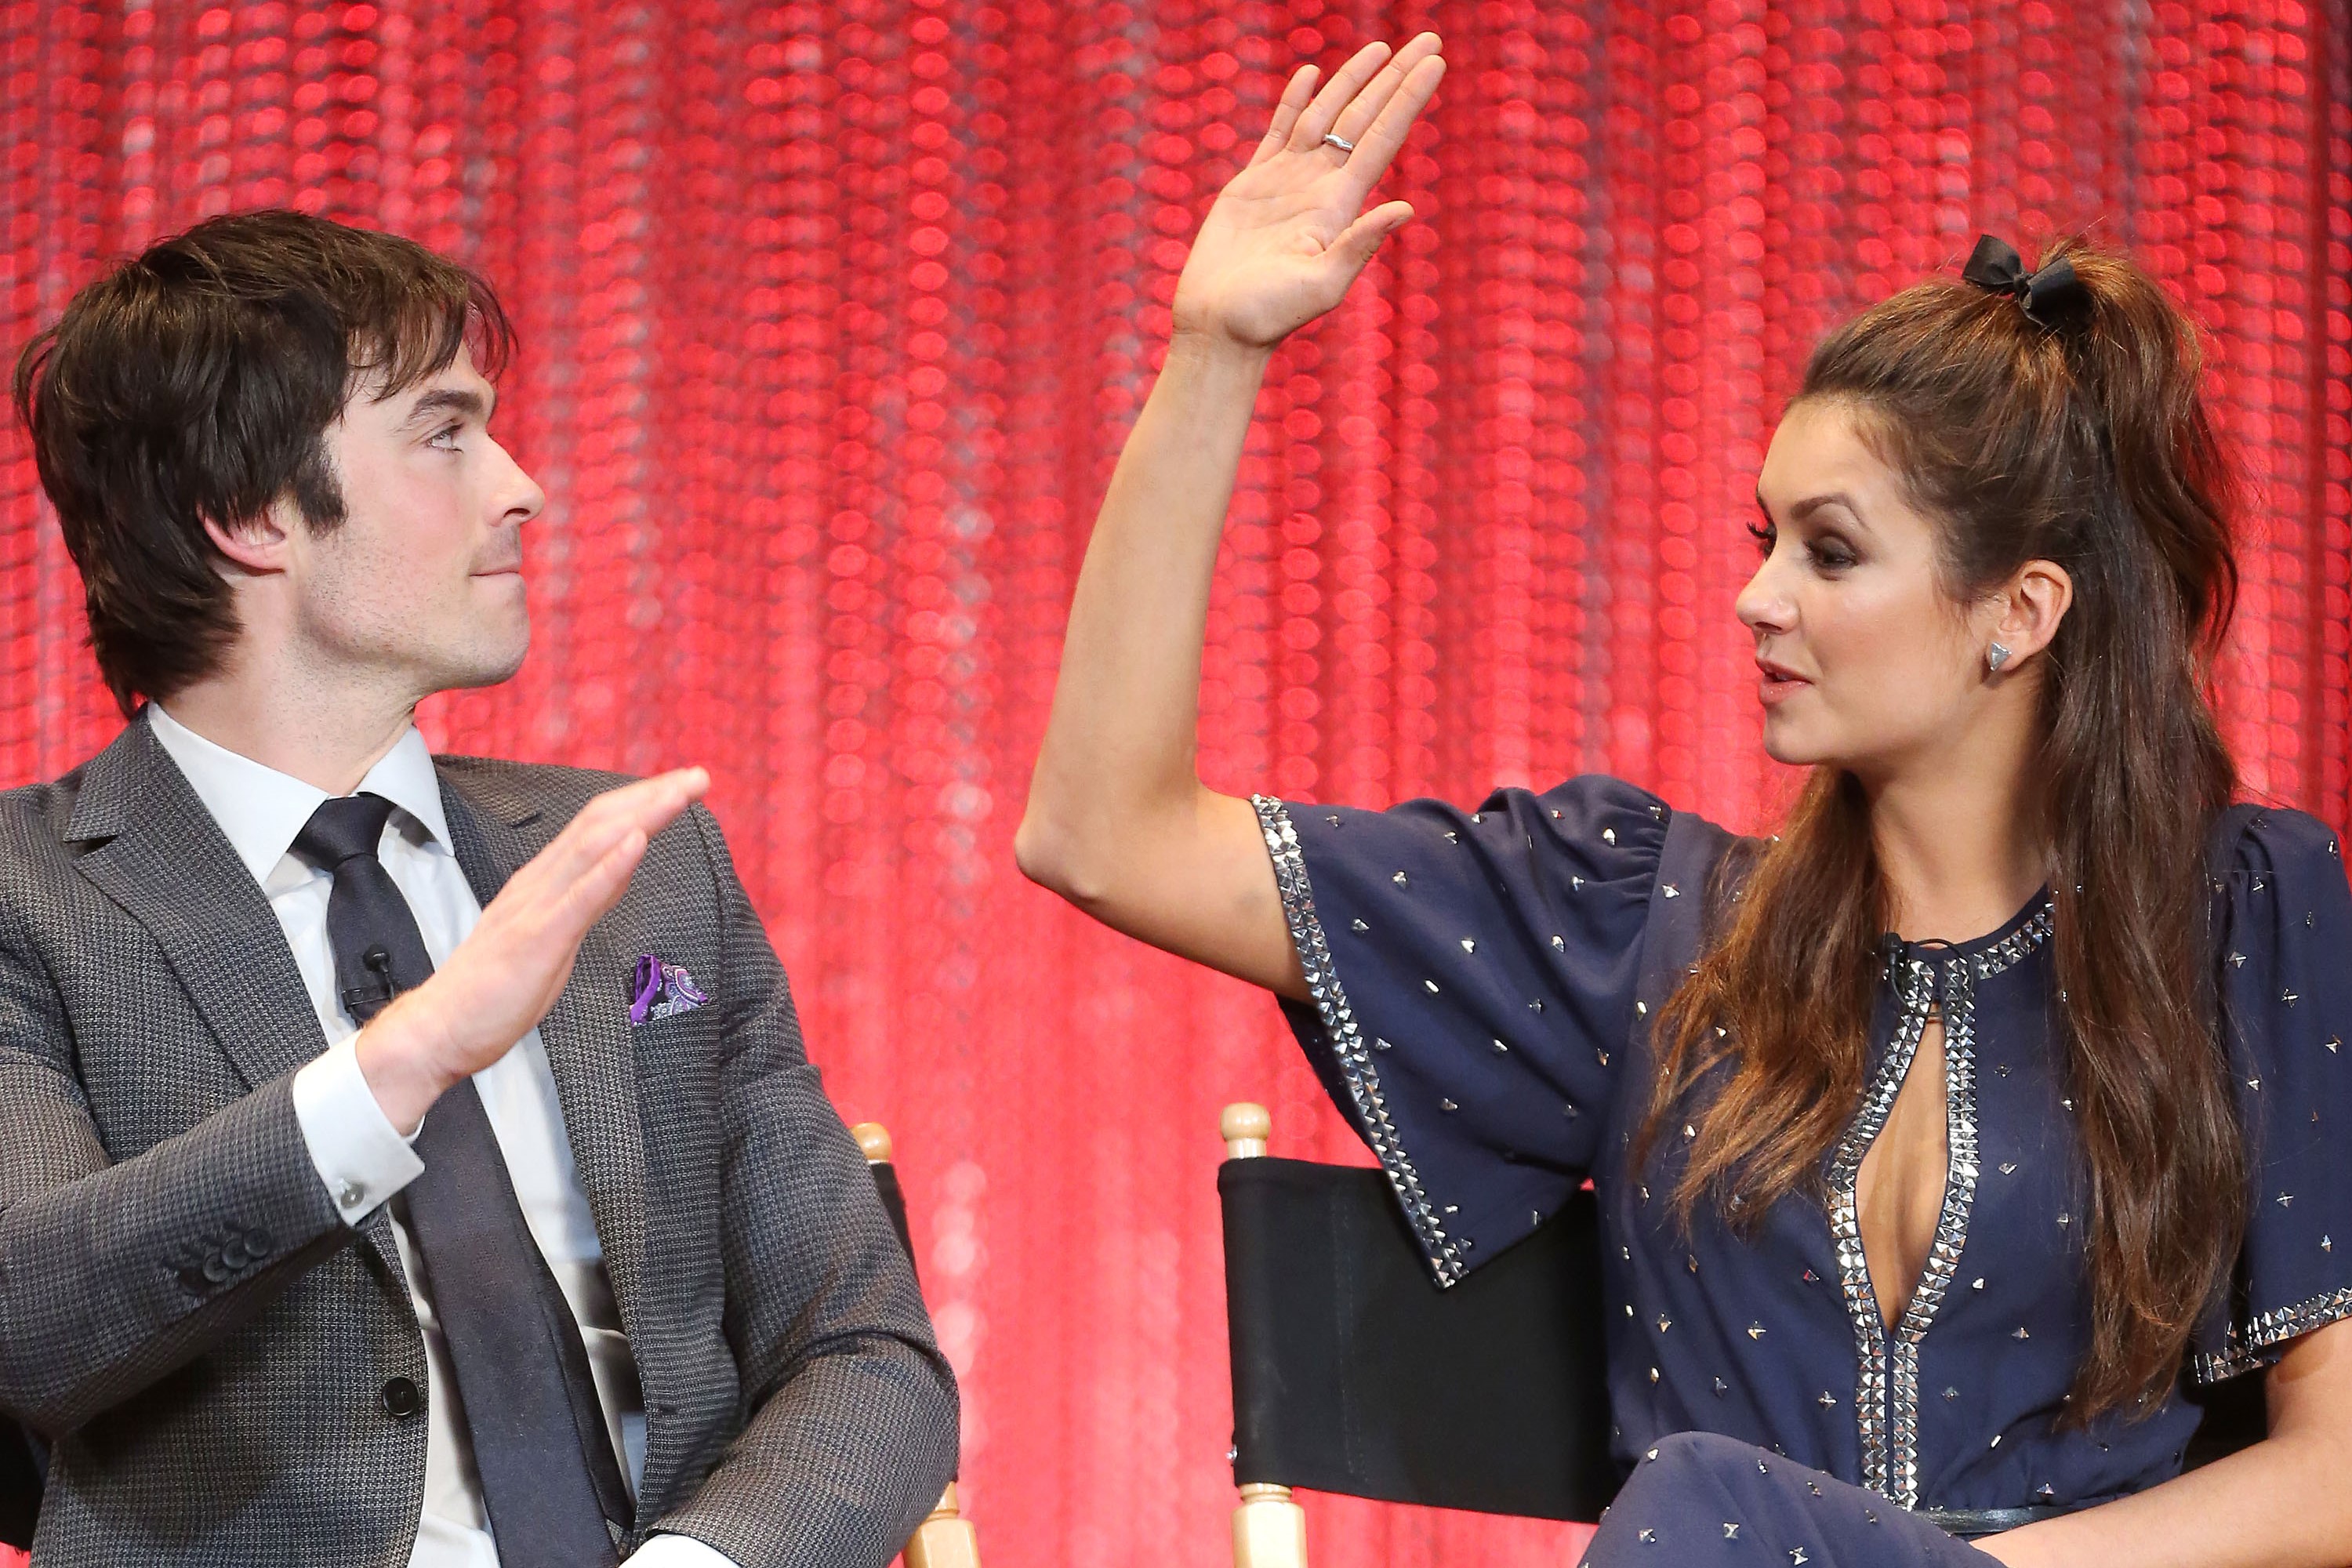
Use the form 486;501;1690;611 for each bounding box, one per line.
1216;1102;1616;1566
1214;1102;2270;1568
852;1121;982;1568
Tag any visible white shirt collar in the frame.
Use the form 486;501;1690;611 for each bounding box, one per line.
147;703;455;888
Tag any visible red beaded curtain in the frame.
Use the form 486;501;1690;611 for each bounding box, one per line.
0;2;2346;1565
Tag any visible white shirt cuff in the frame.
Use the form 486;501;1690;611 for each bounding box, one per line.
290;1033;426;1224
628;1534;743;1566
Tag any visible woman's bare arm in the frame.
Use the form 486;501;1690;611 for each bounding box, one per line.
1975;1316;2352;1568
1014;35;1446;999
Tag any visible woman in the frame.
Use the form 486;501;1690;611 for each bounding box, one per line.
1016;34;2352;1568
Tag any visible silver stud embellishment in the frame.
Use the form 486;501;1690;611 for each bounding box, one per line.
1748;1322;1767;1339
1350;917;1369;931
1724;1523;1741;1540
2000;1163;2016;1174
2013;1327;2031;1339
1638;1529;1656;1544
1602;827;1617;845
1424;979;1440;993
1492;1038;1510;1054
1392;870;1409;886
1372;1036;1392;1051
1662;884;1680;898
1460;937;1476;953
1438;1098;1458;1112
1552;935;1566;951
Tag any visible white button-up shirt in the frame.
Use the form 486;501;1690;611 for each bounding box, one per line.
147;704;733;1567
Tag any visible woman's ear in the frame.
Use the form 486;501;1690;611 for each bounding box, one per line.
201;495;297;577
1989;559;2074;666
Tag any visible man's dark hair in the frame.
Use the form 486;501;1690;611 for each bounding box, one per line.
13;210;514;716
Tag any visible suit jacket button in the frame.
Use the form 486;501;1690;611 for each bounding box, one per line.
201;1257;230;1284
380;1377;423;1419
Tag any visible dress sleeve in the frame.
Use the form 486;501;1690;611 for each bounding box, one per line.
1253;775;1673;1285
2191;806;2352;1383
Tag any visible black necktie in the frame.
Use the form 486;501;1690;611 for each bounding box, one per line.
293;793;631;1566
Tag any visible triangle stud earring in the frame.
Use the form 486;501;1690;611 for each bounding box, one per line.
1987;641;2013;673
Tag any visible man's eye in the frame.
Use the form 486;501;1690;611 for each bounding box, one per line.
427;423;463;450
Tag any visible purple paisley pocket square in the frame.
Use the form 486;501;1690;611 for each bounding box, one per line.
629;953;709;1025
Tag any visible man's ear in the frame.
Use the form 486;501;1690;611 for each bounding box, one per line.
201;495;299;576
1989;558;2074;665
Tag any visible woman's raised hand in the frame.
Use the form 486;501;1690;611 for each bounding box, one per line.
1171;34;1446;350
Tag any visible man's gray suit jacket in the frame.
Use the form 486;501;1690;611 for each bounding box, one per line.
0;712;958;1566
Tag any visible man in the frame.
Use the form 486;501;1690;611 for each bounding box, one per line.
0;211;956;1566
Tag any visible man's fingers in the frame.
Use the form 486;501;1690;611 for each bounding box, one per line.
1251;64;1317;165
1290;40;1391;150
500;767;707;899
558;827;651;931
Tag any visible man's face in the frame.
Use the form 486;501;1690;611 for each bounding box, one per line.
286;342;543;697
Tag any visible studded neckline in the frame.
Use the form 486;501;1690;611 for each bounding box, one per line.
1881;888;2055;971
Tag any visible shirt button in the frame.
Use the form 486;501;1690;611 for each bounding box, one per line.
380;1377;423;1419
338;1182;366;1210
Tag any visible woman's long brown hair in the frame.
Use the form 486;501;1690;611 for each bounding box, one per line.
1643;238;2243;1421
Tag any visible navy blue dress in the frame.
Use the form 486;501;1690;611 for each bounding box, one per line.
1253;777;2352;1565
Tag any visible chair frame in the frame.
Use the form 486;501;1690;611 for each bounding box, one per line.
851;1121;982;1568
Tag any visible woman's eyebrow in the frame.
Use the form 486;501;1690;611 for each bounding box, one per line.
1786;491;1870;532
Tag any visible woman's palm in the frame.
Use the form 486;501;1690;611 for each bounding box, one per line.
1173;35;1446;349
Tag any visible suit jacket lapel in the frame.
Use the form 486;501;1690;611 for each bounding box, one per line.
64;714;410;1286
437;773;651;1339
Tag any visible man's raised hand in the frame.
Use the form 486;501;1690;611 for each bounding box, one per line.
1170;34;1445;351
354;766;710;1133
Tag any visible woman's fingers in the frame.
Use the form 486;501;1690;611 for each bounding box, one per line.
1327;32;1440;151
1321;200;1414;284
1250;64;1318;166
1338;52;1446;198
1289;39;1392;150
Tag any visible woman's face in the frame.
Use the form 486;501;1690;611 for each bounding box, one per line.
1737;399;1994;779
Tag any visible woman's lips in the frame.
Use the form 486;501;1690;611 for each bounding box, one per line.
1756;661;1810;706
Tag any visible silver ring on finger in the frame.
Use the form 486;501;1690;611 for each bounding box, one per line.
1319;132;1355;153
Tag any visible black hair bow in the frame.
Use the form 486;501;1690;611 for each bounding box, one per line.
1961;234;2087;326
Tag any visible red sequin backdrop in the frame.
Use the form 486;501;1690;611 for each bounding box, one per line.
2;2;2347;1565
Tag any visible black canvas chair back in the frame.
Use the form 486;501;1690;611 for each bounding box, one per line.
2;1421;39;1551
1215;1102;2269;1567
1218;1105;1617;1536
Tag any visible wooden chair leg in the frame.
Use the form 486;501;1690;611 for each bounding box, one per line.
1231;1482;1306;1568
902;1482;980;1568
